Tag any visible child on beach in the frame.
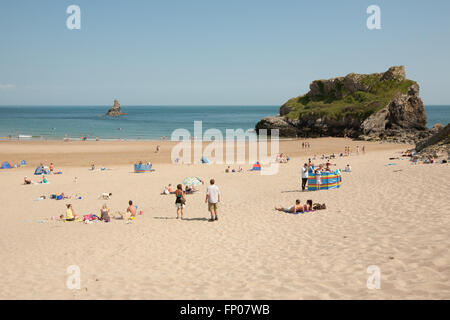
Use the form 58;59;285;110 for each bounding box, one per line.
100;204;110;222
315;167;322;191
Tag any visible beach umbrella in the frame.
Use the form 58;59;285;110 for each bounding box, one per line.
182;177;202;187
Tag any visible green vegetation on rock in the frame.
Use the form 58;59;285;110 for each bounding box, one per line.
285;75;416;120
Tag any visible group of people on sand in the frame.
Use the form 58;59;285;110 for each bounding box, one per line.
301;142;311;149
276;153;290;163
173;179;221;222
162;182;201;195
301;160;341;191
275;199;314;213
61;200;139;223
24;175;48;185
343;145;365;156
225;166;243;173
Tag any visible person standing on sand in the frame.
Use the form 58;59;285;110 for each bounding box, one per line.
206;179;220;222
175;184;185;219
315;166;322;191
301;163;309;191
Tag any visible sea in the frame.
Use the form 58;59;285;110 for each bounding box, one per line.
0;105;449;141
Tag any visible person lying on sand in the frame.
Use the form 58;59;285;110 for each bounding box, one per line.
185;185;199;194
275;200;304;213
162;184;176;195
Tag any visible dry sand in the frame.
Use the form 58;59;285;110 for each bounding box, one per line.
0;138;449;299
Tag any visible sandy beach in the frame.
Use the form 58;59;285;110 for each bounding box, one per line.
0;138;449;299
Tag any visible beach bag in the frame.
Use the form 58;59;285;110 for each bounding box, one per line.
180;197;186;205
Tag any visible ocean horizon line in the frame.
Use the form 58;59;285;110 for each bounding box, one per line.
0;104;449;108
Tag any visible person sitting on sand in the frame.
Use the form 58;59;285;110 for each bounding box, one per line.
91;164;95;171
162;186;170;195
100;203;110;222
65;204;77;221
344;164;352;172
24;176;32;185
49;163;54;173
99;192;112;200
225;166;231;173
41;176;48;184
305;200;313;211
275;200;304;213
168;184;174;193
127;200;137;219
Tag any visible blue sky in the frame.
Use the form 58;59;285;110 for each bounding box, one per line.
1;0;449;105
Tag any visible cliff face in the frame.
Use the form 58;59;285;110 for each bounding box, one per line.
414;123;450;160
106;99;127;116
256;66;431;143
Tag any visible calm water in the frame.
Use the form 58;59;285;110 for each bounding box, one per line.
0;105;448;140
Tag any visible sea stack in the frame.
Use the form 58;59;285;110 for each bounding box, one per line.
255;66;431;144
106;99;127;116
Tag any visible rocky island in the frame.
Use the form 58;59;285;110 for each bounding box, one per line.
256;66;433;144
106;99;127;116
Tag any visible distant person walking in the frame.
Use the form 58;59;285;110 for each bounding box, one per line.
206;179;221;222
301;163;309;191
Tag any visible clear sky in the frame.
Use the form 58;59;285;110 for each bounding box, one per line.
1;0;449;105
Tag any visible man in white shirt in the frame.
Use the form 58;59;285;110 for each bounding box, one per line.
206;179;221;222
301;163;309;191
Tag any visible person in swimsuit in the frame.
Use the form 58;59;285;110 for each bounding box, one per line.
315;167;322;191
65;204;77;221
275;200;304;213
127;200;137;218
175;184;185;219
100;203;110;222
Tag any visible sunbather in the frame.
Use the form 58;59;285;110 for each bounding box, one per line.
127;200;137;218
275;200;304;213
65;204;78;221
100;203;110;222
